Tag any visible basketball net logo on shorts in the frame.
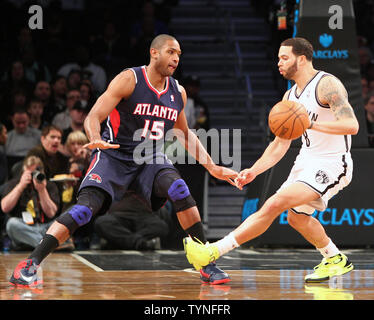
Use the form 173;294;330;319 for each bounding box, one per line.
89;173;102;184
315;170;330;184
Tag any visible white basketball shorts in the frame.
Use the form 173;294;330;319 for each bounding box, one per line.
277;153;353;215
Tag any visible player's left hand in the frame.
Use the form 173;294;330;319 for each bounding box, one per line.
235;168;257;190
83;139;120;150
207;165;238;187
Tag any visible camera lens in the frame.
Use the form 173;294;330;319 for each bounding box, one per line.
32;170;45;182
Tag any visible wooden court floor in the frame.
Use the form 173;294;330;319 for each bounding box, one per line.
1;248;374;301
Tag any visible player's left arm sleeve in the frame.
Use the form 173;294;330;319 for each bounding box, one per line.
313;76;359;135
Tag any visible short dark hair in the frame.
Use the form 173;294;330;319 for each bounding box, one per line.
41;125;63;137
11;107;28;116
150;34;177;51
280;37;314;61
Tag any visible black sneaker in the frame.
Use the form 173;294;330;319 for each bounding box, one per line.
200;262;231;285
9;259;42;287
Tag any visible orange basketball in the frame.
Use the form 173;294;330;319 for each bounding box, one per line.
268;101;311;140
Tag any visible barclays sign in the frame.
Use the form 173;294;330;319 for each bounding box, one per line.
313;33;349;59
319;33;333;47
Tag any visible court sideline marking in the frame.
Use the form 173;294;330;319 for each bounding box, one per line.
71;253;104;272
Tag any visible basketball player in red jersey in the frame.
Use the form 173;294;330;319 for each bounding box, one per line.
184;37;359;283
10;34;238;287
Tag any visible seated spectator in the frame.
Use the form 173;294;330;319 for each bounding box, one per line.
80;81;95;105
365;90;374;147
26;125;69;180
33;80;56;124
5;107;41;170
57;45;107;94
60;131;90;211
0;156;59;250
52;89;81;131
64;130;90;166
21;45;52;84
0;123;8;190
43;75;67;122
0;60;33;109
362;76;369;101
66;69;82;91
27;99;49;131
61;100;90;146
5;88;30;130
94;191;169;250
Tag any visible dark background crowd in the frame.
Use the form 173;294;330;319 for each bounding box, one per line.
0;0;373;252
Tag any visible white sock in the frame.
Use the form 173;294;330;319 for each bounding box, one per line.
317;238;340;258
215;232;240;256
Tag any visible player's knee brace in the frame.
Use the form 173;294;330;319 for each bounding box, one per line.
167;178;195;211
56;205;92;235
56;186;108;235
154;170;197;212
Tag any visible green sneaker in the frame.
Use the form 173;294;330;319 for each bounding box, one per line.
183;237;220;271
305;253;354;283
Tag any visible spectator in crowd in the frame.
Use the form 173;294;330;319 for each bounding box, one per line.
94;191;169;250
44;75;68;122
57;45;107;94
0;60;33;106
369;78;374;92
92;21;130;80
365;90;374;147
5;108;41;170
362;77;369;101
0;156;60;250
33;80;55;123
27;99;48;131
52;89;81;131
0;123;8;189
21;45;52;84
11;88;29;110
26;125;69;180
358;46;373;76
10;27;34;60
61;100;90;145
64;130;90;167
3;88;30;130
79;81;95;105
66;70;82;91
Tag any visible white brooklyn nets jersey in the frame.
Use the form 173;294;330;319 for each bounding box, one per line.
287;70;351;157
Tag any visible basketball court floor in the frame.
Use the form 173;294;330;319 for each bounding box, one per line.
1;248;374;302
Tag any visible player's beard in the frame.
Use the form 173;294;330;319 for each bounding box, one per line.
282;61;298;80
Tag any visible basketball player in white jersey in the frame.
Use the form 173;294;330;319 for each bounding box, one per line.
184;37;359;283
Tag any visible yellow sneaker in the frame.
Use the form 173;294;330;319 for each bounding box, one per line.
183;237;220;271
305;253;354;283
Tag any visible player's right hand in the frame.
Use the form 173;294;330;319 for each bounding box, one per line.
83;139;120;150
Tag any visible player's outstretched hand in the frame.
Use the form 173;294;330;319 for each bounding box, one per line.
83;139;120;150
235;168;257;190
208;165;238;187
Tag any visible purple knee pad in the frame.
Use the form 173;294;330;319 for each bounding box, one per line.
69;205;92;226
168;179;190;201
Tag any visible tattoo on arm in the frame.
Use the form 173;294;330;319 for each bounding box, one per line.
318;76;355;120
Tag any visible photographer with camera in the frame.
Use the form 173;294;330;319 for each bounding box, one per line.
0;156;60;250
